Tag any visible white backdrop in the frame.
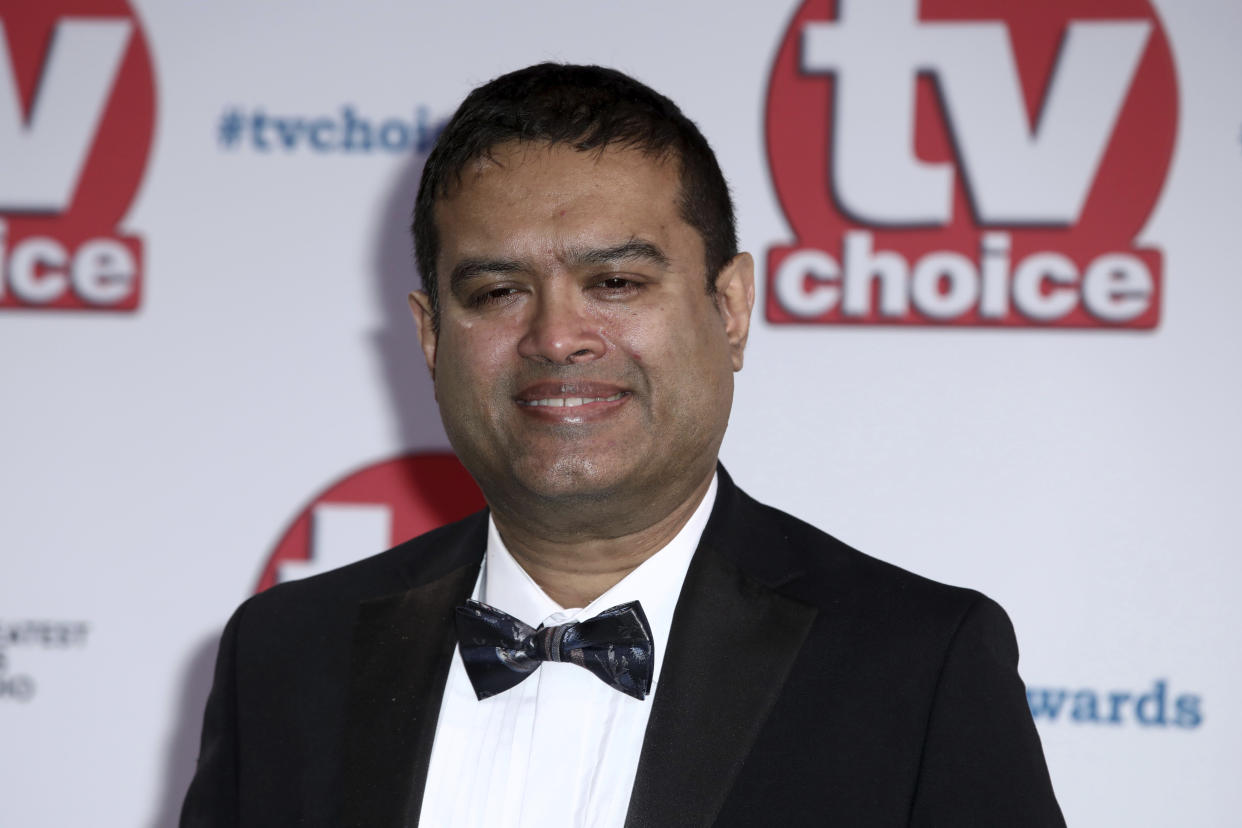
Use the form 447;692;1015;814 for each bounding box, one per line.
2;1;1240;825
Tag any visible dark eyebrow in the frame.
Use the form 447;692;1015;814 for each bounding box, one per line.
449;258;527;292
448;239;670;293
570;239;670;268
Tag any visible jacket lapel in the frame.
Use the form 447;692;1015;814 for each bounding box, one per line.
340;536;483;828
335;471;811;827
624;470;818;828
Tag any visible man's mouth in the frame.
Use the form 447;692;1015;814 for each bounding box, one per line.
516;392;627;409
513;382;631;415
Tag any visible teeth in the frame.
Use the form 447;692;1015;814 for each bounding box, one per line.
523;392;625;408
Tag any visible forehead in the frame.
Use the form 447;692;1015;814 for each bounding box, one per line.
433;141;696;268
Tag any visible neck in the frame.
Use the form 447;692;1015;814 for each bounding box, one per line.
490;471;715;609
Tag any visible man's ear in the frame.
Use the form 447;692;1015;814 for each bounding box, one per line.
713;252;755;371
408;290;439;380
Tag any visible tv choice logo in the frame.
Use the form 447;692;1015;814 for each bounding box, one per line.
0;0;155;312
765;0;1177;329
1027;679;1202;729
256;452;485;592
217;104;443;155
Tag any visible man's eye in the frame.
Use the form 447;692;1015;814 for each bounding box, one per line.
471;286;520;306
596;276;641;293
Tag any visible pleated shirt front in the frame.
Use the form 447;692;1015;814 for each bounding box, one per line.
418;476;717;828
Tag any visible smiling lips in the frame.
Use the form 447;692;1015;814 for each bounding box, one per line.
514;383;630;413
519;392;626;408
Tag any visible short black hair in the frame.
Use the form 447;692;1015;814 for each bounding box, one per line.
411;63;738;326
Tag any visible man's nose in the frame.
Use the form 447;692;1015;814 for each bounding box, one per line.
517;290;606;365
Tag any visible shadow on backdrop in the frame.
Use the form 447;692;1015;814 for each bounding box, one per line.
371;142;448;477
149;632;219;828
153;127;456;826
370;136;488;535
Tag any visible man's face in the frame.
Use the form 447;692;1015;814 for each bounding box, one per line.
410;141;753;519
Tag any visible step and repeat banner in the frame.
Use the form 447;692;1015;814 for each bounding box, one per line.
2;0;1239;825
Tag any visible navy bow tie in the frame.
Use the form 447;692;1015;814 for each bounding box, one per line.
454;599;654;701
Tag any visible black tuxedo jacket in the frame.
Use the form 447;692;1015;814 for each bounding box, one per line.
182;467;1064;826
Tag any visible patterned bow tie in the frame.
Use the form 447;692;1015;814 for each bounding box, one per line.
454;599;654;701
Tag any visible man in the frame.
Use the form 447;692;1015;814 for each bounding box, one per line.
182;64;1063;826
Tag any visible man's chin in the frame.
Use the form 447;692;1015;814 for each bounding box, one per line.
515;457;626;504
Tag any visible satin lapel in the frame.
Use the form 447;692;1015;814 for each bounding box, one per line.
624;487;818;827
340;558;479;828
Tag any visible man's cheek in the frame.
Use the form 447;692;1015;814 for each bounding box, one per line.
443;326;507;373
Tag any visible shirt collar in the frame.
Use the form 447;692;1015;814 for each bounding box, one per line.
480;473;719;679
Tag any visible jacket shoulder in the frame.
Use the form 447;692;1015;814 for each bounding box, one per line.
236;509;487;632
717;481;990;632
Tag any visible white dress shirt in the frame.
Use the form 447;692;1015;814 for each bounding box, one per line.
418;475;718;828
